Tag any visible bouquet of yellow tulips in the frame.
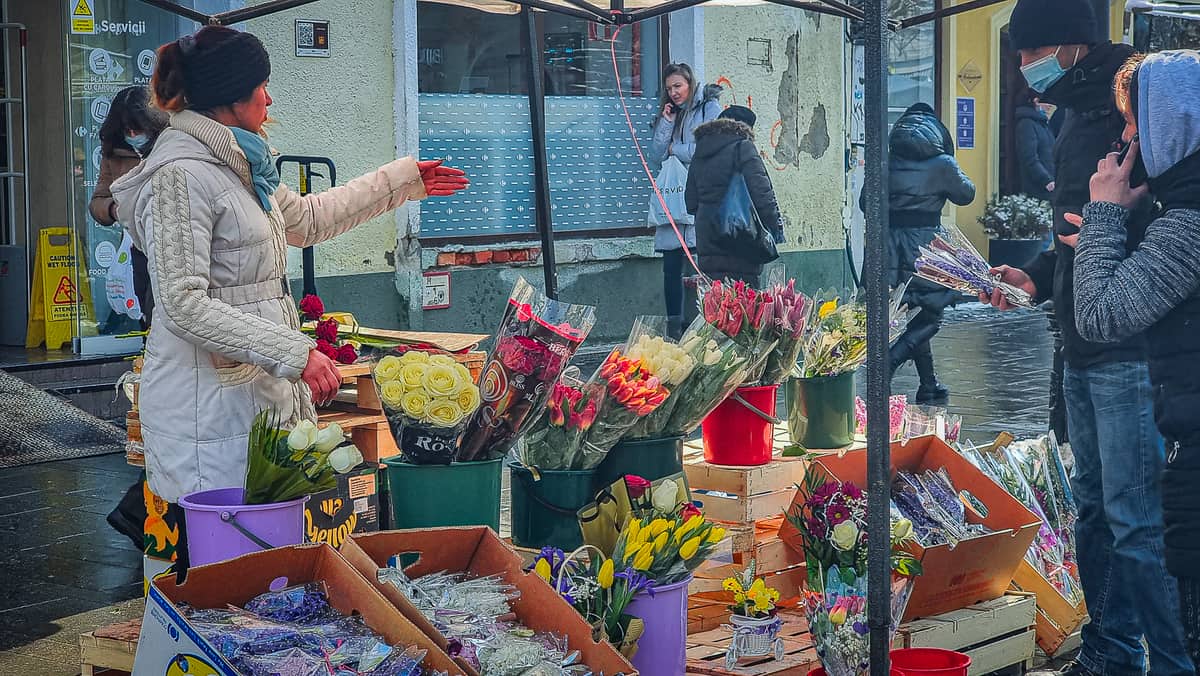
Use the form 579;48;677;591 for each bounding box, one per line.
373;348;482;465
724;561;782;619
610;489;726;586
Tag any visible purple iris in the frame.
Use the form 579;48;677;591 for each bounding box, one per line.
853;621;869;635
615;568;656;597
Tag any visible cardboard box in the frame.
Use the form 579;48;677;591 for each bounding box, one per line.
1012;559;1088;656
305;464;382;548
342;528;638;676
779;435;1041;620
132;543;464;675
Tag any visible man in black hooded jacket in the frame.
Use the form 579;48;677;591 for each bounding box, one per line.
985;3;1193;676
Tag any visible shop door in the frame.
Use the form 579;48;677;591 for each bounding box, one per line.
64;0;243;355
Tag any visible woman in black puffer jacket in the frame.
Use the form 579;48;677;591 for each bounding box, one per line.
863;103;976;403
685;106;783;288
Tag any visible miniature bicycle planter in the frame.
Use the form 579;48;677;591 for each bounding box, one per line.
725;613;785;668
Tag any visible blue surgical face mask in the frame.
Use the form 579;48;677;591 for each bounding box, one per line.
1021;46;1082;94
124;133;149;154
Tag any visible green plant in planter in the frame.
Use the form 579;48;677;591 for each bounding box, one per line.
977;194;1053;240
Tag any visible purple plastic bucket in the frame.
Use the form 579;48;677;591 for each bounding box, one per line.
625;576;691;676
179;487;308;567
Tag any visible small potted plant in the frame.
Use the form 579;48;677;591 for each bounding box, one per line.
722;560;784;668
977;194;1053;268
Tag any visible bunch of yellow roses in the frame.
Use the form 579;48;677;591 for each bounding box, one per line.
611;508;727;587
374;350;482;429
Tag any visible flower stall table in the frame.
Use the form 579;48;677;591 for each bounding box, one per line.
685;593;1037;676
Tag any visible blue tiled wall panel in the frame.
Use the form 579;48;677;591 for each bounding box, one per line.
418;94;659;238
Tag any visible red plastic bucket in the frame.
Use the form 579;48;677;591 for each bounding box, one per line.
701;384;779;466
890;648;972;676
808;668;905;676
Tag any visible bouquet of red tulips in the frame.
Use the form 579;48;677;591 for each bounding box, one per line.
518;369;605;470
578;349;670;459
760;280;814;385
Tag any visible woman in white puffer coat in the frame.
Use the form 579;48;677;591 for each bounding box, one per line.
111;26;467;506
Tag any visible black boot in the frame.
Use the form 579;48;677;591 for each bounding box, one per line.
667;315;683;341
107;477;147;551
913;343;948;404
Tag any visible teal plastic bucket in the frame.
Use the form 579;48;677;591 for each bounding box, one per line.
508;463;596;551
595;435;685;490
788;371;856;449
382;456;503;531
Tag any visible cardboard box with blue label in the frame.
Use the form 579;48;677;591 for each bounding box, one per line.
131;543;464;675
304;463;382;548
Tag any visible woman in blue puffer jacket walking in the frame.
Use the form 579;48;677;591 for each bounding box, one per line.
648;62;722;338
862;103;975;403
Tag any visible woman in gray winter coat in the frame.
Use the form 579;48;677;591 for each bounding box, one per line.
648;63;722;336
863;103;975;403
1072;50;1200;665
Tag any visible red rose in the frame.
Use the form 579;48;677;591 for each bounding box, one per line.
315;318;340;343
315;339;338;360
299;294;325;321
335;343;358;364
624;475;652;499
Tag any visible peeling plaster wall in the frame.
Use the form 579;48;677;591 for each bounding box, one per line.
703;7;847;252
246;0;398;278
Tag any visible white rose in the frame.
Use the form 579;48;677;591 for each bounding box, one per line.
651;478;680;513
287;420;319;451
314;423;345;454
328;444;364;473
831;521;860;551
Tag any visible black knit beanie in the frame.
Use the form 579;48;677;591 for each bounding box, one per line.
179;29;271;110
720;105;757;128
1009;0;1099;50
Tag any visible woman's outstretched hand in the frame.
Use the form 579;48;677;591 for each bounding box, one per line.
418;160;469;197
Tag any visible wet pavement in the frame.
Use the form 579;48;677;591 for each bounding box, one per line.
0;302;1054;673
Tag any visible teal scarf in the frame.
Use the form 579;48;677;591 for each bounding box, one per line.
228;126;280;212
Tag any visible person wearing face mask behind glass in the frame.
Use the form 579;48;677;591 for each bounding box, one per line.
91;85;167;329
983;4;1193;676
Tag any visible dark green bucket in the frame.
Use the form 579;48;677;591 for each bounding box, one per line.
595;435;685;490
788;372;856;449
382;456;503;531
508;463;596;551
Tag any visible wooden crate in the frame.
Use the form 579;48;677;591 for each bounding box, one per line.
1012;560;1088;658
686;594;1036;676
80;618;140;676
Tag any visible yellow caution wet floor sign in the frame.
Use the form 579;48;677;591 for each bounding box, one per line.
71;0;95;35
26;227;89;350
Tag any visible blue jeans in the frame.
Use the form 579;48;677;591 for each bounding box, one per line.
1065;361;1193;676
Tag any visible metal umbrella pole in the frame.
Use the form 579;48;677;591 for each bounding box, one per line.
861;1;893;674
275;155;336;298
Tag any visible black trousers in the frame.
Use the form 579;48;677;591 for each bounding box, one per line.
662;248;690;318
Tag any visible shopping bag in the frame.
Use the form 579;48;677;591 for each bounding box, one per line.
106;231;143;321
647;155;691;226
715;172;779;265
578;472;691;557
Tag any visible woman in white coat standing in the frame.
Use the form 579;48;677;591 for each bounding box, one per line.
111;27;467;519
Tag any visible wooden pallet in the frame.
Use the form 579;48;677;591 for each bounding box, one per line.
80;618;140;676
686;594;1037;676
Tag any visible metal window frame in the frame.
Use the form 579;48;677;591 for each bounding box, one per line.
134;3;1010;671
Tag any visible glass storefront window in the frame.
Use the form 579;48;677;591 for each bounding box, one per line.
417;2;661;240
63;0;243;353
888;0;936;126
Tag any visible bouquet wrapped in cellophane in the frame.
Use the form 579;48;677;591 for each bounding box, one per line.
458;278;596;462
577;348;671;460
517;367;605;470
785;473;922;676
619;316;699;441
914;225;1035;309
656;317;760;437
244;410;364;505
799;287;916;379
759;279;814;385
373;349;482;465
961;435;1081;604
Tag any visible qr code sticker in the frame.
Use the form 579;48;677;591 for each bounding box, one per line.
297;22;314;48
354;497;368;514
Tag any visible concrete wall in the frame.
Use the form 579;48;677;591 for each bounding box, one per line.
245;0;401;278
703;6;847;252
